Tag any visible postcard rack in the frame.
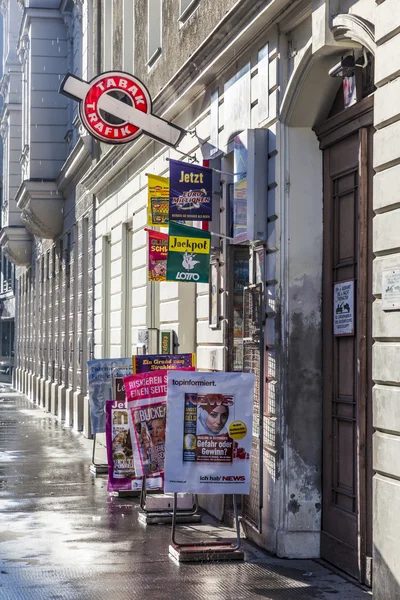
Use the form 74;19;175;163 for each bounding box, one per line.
169;493;244;562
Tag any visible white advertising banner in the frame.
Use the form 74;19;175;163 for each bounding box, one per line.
164;371;255;495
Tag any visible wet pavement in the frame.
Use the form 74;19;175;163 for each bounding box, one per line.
0;388;371;600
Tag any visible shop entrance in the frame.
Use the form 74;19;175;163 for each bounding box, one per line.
315;95;373;584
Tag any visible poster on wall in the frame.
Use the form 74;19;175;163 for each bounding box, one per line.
147;174;170;227
148;229;168;281
382;267;400;311
333;280;355;336
132;353;196;374
164;371;255;495
87;358;132;433
169;159;213;222
105;399;162;492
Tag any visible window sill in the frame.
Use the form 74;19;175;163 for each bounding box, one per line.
147;47;162;69
179;0;200;23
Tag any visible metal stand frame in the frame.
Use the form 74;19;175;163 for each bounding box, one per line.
169;494;244;562
89;433;108;475
138;476;201;525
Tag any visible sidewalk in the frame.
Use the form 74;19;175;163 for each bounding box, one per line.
0;389;371;600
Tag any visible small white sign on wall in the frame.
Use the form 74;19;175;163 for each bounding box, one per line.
334;280;354;336
382;268;400;311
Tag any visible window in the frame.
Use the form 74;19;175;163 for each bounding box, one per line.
148;0;162;66
122;223;133;355
123;0;134;73
103;0;113;71
102;235;111;357
179;0;200;22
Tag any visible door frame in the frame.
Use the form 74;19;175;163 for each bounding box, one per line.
314;95;373;584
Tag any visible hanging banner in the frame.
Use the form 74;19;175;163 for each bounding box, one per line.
169;159;213;222
105;399;162;492
147;175;170;227
148;229;168;281
166;222;211;283
132;352;196;374
164;371;255;495
87;358;132;434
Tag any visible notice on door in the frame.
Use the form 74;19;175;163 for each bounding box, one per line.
334;280;354;336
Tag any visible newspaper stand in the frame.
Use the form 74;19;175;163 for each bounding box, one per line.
138;475;202;525
169;494;244;562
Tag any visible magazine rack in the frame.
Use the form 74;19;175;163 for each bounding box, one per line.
169;493;244;562
90;366;133;476
138;476;202;525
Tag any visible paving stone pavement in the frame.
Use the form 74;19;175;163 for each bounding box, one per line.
0;389;372;600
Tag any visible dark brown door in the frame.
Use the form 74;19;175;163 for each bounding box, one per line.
316;97;373;584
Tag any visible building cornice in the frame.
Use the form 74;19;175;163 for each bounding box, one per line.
81;0;304;194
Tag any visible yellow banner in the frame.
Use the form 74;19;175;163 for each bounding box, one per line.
168;234;211;254
147;174;170;227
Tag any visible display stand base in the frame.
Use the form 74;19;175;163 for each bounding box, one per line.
89;463;108;475
169;543;244;562
139;511;202;525
169;493;243;562
90;434;108;476
138;477;200;525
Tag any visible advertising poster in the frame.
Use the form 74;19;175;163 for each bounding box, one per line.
124;370;169;477
132;352;196;374
148;229;168;281
166;221;211;284
147;174;170;227
164;371;255;495
333;280;354;336
105;400;162;492
169;158;212;222
233;135;248;243
87;358;132;433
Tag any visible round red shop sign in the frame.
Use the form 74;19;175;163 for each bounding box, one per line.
80;71;151;144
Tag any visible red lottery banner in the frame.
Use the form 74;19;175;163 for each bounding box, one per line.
148;229;168;281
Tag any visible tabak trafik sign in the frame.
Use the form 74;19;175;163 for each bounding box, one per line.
59;71;185;147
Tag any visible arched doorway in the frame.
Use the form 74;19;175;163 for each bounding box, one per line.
282;38;374;584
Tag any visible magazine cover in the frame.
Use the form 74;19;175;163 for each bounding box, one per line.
87;358;132;434
105;400;162;492
106;400;163;492
164;371;255;494
124;370;169;478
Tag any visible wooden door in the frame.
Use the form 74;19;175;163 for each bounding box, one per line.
316;97;373;584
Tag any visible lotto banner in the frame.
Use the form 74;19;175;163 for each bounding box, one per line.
147;174;169;227
148;229;168;282
166;221;211;284
169;159;212;222
164;371;255;495
132;352;196;374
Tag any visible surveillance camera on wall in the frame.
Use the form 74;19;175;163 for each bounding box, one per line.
329;55;355;78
